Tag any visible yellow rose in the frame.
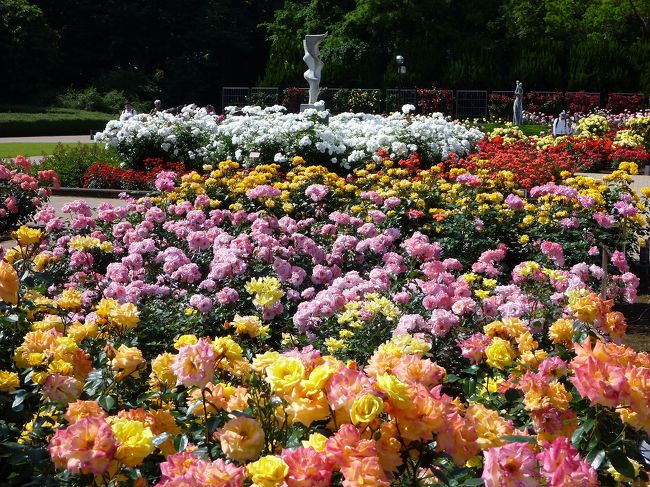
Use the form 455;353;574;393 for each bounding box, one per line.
66;321;98;343
375;373;409;407
149;352;177;387
216;416;265;463
485;337;516;370
302;432;328;452
265;357;304;393
174;334;198;349
246;455;289;487
56;288;82;310
110;418;154;467
0;260;19;304
0;370;20;392
111;345;145;381
548;319;574;346
350;393;384;425
14;226;43;246
252;351;281;374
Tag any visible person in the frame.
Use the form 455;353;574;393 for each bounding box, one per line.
121;102;137;120
552;111;571;137
151;99;162;114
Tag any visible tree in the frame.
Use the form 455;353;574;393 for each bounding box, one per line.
0;0;58;104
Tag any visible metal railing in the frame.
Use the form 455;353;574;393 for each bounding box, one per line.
220;86;650;116
455;90;488;118
221;87;250;110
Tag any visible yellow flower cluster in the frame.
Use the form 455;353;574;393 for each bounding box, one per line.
576;114;609;137
68;235;112;252
13;226;43;246
488;123;526;144
95;298;140;332
614;129;645;148
245;276;285;309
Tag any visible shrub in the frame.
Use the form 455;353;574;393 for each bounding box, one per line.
83;158;185;190
281;87;307;112
525;91;565;115
0;109;113;137
606;93;645;114
35;143;125;187
417;84;454;115
246;90;279;108
488;93;511;120
565;91;600;113
0;157;55;234
347;89;381;113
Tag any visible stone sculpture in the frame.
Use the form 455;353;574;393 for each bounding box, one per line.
513;80;523;125
303;33;328;106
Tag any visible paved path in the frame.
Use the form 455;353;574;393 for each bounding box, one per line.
579;173;650;193
1;195;127;249
0;135;95;143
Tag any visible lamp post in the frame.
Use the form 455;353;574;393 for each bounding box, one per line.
396;55;406;106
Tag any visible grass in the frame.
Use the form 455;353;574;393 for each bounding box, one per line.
480;123;550;136
0;142;92;158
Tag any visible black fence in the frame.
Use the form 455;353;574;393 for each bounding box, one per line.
221;87;650;118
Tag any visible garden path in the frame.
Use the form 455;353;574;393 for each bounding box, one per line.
1;195;126;250
579;173;650;193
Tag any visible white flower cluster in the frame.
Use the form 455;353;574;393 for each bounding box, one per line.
95;105;484;170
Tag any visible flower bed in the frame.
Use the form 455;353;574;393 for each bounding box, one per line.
83;158;186;191
471;118;650;187
94;105;484;171
1;156;650;485
0;156;57;235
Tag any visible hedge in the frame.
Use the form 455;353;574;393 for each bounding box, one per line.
0;109;114;137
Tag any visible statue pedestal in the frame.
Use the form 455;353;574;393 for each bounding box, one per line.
299;104;325;112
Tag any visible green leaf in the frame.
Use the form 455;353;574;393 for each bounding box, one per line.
502;435;537;445
587;449;606;469
11;391;27;411
463;479;484;486
608;449;636;480
98;395;115;412
153;432;172;447
445;374;459;383
174;434;189;452
571;424;586;446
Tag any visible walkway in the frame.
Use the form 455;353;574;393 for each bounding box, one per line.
579;173;650;193
1;195;127;250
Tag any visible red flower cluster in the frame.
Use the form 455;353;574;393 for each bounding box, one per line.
605;93;645;114
83;158;185;190
445;134;649;190
417;84;454;115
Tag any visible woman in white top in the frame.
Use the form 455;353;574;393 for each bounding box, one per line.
120;103;138;120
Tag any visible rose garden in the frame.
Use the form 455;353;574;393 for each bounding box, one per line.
2;99;650;486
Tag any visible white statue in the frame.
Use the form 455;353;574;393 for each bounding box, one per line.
303;33;328;105
513;80;523;125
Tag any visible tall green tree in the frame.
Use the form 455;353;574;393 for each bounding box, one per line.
0;0;58;104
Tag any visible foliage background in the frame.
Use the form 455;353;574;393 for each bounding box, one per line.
2;0;650;107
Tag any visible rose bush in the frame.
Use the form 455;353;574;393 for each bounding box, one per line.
0;156;57;235
95;105;484;172
0;157;649;485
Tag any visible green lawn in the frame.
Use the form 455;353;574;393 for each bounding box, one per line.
0;142;92;158
480;123;550;136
